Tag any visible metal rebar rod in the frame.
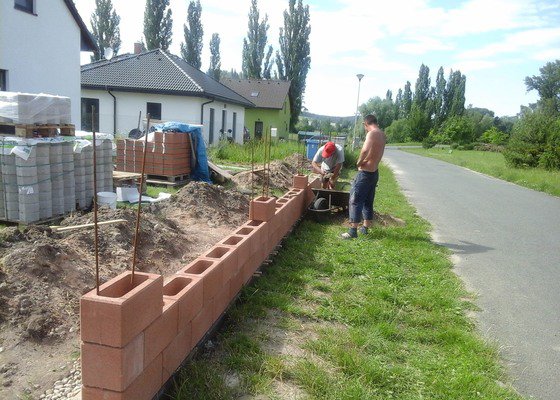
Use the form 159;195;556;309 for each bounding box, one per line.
131;114;151;283
91;106;100;295
251;140;255;200
262;132;267;198
267;127;272;197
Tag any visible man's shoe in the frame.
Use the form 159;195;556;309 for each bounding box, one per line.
341;228;358;239
359;226;368;235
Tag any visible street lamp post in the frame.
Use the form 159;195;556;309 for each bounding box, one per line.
352;74;364;151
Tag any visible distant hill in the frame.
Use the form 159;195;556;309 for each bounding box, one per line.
301;111;354;123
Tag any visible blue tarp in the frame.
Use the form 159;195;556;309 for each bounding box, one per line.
152;122;211;183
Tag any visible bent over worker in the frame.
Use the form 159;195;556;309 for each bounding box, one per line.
311;141;344;189
342;114;386;239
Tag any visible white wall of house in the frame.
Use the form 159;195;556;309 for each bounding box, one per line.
0;1;83;126
81;89;246;145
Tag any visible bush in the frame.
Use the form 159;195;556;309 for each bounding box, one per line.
422;136;437;149
385;119;412;143
480;127;509;145
503;110;560;169
441;116;475;145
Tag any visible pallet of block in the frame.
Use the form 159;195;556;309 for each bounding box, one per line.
0;122;75;138
115;131;192;181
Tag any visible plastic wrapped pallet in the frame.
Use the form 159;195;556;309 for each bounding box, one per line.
83;145;94;208
74;140;89;210
62;141;76;213
15;144;40;223
36;142;53;219
0;92;71;125
50;142;65;216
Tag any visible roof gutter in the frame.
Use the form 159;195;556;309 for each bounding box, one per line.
107;89;116;136
200;98;214;124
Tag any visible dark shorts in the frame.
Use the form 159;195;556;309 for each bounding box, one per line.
349;170;379;223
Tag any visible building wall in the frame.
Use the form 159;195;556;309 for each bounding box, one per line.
0;1;83;126
81;89;245;145
244;96;291;140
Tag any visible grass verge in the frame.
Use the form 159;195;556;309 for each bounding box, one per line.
404;147;560;197
171;164;522;399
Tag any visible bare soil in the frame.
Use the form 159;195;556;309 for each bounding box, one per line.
0;181;249;399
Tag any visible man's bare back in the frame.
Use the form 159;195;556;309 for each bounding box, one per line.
356;124;386;172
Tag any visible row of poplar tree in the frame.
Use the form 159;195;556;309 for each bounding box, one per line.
89;0;311;130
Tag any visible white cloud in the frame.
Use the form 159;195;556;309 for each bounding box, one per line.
397;37;454;55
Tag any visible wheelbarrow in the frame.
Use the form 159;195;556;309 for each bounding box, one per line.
307;188;350;221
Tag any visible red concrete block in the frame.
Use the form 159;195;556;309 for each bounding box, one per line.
82;354;162;400
212;281;231;321
220;234;251;271
179;258;222;305
163;274;203;330
153;131;164;143
249;196;276;222
81;271;163;348
81;333;144;392
163;132;185;144
202;245;238;284
243;220;269;255
191;300;214;347
162;323;192;382
143;298;178;366
230;269;244;298
292;174;309;189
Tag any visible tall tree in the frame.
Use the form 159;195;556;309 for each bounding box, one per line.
181;0;203;68
444;70;466;118
143;0;173;51
276;0;311;131
402;81;412;118
525;60;560;114
207;33;221;81
413;63;431;113
90;0;121;62
262;45;274;79
433;66;446;127
241;0;269;78
394;88;403;120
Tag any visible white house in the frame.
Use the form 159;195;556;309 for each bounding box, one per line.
81;48;254;145
0;0;97;126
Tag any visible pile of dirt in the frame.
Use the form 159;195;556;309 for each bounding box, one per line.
164;181;250;227
232;159;299;193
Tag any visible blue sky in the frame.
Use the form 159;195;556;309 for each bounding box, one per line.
75;0;560;117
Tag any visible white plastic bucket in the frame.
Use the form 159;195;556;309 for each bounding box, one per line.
97;191;117;209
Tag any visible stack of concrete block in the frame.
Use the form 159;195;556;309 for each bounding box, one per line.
74;146;87;210
0;137;114;223
101;139;113;192
50;142;65;216
16;146;40;223
83;145;94;209
0;92;71;124
36;143;53;219
0;143;18;221
62;141;76;213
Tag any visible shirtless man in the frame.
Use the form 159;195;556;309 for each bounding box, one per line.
342;114;386;239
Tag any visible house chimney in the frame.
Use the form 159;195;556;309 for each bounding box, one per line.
134;42;143;55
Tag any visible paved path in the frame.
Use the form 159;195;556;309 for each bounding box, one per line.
383;149;560;400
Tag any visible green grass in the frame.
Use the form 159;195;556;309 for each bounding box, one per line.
171;164;522;400
404;147;560;197
208;140;303;164
387;141;422;147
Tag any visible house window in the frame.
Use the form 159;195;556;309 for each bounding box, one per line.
147;102;162;120
14;0;35;14
81;98;100;132
232;112;237;140
209;108;215;144
221;110;227;138
0;70;7;91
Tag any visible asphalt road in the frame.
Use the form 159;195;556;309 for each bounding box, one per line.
383;148;560;400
